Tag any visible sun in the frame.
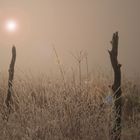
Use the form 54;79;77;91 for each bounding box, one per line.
5;20;18;32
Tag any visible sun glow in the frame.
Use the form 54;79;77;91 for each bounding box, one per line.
5;20;18;32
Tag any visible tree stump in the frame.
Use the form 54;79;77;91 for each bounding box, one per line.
5;46;16;109
108;32;122;140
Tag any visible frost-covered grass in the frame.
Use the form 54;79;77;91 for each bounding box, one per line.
0;72;139;140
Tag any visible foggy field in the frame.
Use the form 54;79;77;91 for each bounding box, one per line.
0;0;140;140
0;72;140;140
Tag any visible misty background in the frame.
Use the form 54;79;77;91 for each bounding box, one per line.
0;0;140;77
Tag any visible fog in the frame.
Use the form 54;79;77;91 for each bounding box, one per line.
0;0;140;77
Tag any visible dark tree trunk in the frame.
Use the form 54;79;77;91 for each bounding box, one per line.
108;32;122;140
5;46;16;109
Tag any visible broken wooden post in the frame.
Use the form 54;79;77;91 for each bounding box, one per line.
108;32;122;140
5;46;16;108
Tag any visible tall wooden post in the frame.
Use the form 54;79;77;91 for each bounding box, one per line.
5;46;16;108
108;32;122;140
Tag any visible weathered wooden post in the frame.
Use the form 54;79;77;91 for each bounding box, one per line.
108;32;122;140
5;46;16;109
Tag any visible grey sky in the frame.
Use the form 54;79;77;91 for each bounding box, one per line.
0;0;140;77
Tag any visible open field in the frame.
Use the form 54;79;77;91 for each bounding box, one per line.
0;71;139;140
0;0;140;140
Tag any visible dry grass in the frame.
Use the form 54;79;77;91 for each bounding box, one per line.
0;71;140;140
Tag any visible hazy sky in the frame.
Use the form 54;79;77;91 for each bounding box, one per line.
0;0;140;77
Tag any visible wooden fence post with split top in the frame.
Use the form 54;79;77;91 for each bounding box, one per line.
108;32;122;140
